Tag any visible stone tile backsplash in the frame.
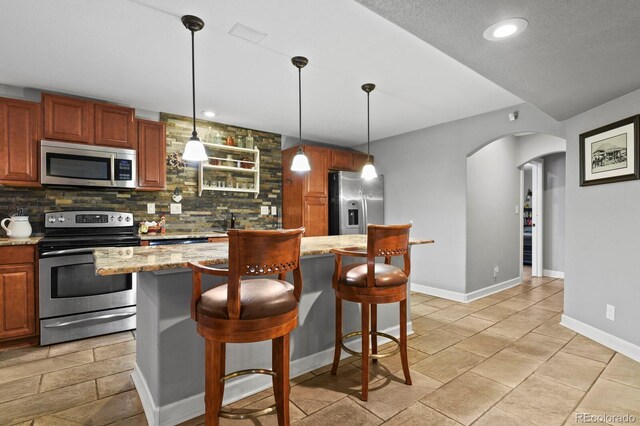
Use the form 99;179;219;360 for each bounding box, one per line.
0;113;282;236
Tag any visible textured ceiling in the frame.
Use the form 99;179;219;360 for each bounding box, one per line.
0;0;521;146
356;0;640;120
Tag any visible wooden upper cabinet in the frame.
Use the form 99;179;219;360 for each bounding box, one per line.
137;119;166;190
95;103;136;149
353;152;371;172
330;149;354;170
43;93;93;143
303;146;329;197
0;98;40;186
43;93;136;148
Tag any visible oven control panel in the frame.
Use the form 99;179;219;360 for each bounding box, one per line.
44;211;134;228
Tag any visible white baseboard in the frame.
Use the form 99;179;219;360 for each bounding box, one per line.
411;277;521;303
561;314;640;363
411;282;466;302
133;323;409;426
543;269;565;279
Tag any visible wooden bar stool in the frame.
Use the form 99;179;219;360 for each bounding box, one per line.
189;228;304;426
330;224;412;401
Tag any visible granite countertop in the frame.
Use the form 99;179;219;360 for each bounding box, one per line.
139;231;228;241
94;235;434;276
0;237;42;246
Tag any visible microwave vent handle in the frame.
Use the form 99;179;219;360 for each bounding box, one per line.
111;154;116;186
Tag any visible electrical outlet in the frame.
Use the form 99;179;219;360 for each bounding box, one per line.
493;265;499;278
260;206;269;215
271;206;277;216
606;304;615;321
147;203;155;214
170;203;182;214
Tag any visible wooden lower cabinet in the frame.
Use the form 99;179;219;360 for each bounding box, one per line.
0;246;37;345
303;197;328;236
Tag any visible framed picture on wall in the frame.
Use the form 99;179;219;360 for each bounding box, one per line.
579;115;640;186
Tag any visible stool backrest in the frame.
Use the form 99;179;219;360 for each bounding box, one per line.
367;224;411;286
226;228;304;318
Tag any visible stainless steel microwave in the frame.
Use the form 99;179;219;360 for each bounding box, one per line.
41;140;137;189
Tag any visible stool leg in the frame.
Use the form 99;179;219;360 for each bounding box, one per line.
205;340;224;426
331;297;342;375
371;304;378;363
399;299;412;385
361;302;370;401
272;335;290;426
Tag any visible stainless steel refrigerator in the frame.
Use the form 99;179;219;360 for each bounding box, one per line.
328;171;384;235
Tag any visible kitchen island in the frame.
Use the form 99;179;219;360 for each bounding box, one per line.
94;235;433;426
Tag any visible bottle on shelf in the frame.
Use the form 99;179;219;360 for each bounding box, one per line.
245;130;254;149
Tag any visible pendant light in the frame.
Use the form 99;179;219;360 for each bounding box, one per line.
290;56;311;172
181;15;208;163
361;83;378;180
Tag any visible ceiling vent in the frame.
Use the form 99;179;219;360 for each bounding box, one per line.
229;23;267;44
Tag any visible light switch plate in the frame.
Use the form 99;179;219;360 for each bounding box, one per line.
170;203;182;214
147;203;155;214
260;206;269;215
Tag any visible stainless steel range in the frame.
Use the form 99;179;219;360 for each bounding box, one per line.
38;210;140;345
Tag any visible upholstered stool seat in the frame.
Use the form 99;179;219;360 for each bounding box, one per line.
331;224;413;402
339;263;408;287
198;279;296;320
189;228;304;426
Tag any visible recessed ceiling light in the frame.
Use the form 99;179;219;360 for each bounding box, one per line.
483;18;528;41
202;111;215;118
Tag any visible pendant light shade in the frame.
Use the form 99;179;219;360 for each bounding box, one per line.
361;162;377;180
291;146;311;172
181;15;208;163
290;56;311;172
361;83;377;180
183;136;208;161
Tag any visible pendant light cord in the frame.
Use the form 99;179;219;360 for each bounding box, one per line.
298;66;302;145
367;91;370;158
191;29;197;139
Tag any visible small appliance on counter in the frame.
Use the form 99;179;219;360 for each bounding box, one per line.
38;210;140;345
328;171;384;235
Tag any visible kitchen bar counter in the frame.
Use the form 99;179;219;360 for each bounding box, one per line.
95;235;433;426
94;235;433;275
138;231;228;241
0;236;42;246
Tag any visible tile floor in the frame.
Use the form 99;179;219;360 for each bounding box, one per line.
1;273;639;425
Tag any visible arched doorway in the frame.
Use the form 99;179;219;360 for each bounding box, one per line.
466;132;565;291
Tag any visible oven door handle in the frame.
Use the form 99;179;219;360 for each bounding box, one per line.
40;248;95;257
43;312;135;328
